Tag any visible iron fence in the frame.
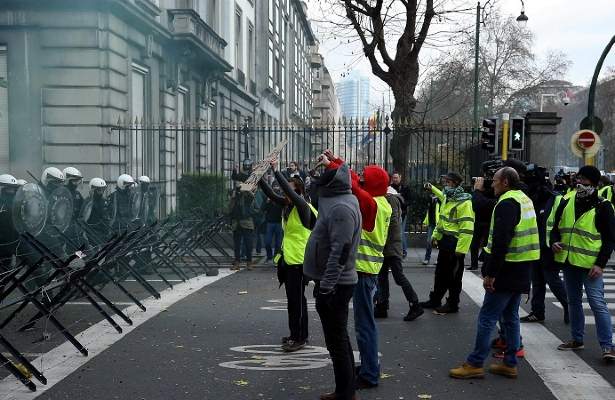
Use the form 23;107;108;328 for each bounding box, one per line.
109;118;526;228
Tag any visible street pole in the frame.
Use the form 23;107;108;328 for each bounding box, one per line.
473;2;481;140
501;113;510;160
584;35;615;166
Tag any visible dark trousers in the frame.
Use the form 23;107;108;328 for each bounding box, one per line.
433;238;465;306
233;227;254;262
531;253;568;317
470;223;489;270
285;265;308;341
316;284;356;400
377;255;419;308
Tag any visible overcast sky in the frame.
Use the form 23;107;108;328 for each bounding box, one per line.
307;0;615;89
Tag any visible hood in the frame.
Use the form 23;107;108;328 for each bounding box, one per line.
387;186;398;195
362;165;389;197
319;164;352;197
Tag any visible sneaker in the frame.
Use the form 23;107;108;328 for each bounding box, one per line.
488;362;518;379
282;339;307;352
422;259;429;265
355;375;378;390
493;347;525;359
520;312;545;323
449;362;485;379
281;336;290;344
404;304;424;321
491;338;507;350
433;302;459;315
231;261;241;271
602;348;615;361
557;340;584;351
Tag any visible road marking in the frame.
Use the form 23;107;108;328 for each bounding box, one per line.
463;272;615;400
0;269;235;399
546;292;615;299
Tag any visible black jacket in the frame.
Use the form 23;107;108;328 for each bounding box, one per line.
391;183;410;219
482;197;532;294
550;192;615;268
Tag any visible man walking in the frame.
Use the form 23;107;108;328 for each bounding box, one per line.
303;160;362;400
420;172;474;314
375;186;424;321
450;167;539;379
551;165;615;360
390;172;410;258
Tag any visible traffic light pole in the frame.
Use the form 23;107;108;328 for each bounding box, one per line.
501;113;509;160
473;2;481;139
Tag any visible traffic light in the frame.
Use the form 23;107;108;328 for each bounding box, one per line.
510;118;525;151
481;118;497;153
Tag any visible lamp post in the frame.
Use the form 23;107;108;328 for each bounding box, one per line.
473;0;528;148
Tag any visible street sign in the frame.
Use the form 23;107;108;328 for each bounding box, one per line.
570;129;601;159
577;130;596;149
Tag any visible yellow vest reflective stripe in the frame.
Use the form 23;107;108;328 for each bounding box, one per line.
545;195;562;247
437;200;473;237
275;204;317;265
484;190;540;262
553;197;603;269
599;185;613;202
356;196;392;274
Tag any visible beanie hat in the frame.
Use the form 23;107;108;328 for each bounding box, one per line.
444;172;463;186
577;166;601;186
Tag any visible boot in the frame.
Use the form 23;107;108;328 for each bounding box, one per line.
433;298;459;315
488;362;518;378
418;292;441;309
404;303;424;321
374;304;388;319
231;261;241;271
449;362;485;379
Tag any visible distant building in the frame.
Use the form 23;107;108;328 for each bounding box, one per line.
336;71;371;120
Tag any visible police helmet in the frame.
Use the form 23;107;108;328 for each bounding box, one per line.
242;159;253;169
63;167;83;183
116;174;135;189
90;178;107;189
0;174;19;187
41;167;65;186
16;179;27;186
138;176;151;184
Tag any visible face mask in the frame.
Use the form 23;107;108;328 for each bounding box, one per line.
443;186;456;196
576;183;595;198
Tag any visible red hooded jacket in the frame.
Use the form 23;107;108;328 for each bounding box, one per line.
327;158;389;231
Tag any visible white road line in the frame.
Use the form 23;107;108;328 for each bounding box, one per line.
463;273;615;400
0;269;235;400
546;292;615;299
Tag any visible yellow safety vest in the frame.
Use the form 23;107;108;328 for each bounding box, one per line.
356;196;392;274
553;197;604;269
484;190;540;262
545;194;562;248
275;204;317;265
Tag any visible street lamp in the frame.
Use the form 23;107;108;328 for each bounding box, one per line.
473;0;528;143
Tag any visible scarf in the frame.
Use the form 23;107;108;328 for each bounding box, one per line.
444;186;472;202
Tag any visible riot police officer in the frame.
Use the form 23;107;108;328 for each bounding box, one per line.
0;174;22;266
137;175;157;225
107;174;135;232
82;177;109;243
63;167;86;250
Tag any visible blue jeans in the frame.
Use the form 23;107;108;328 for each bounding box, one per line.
424;225;435;261
265;222;282;260
354;274;379;385
563;265;614;349
401;216;408;256
467;291;521;367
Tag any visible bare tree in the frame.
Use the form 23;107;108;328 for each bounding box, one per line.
312;0;475;175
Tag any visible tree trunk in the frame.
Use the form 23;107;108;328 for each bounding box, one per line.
389;68;419;183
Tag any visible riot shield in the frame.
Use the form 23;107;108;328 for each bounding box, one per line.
12;183;48;237
130;189;143;222
46;185;74;235
146;186;159;223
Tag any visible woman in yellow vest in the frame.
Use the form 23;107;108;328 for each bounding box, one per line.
259;161;317;353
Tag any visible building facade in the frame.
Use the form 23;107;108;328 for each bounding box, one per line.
0;0;338;212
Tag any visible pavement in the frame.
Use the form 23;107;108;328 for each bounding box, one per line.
0;248;614;400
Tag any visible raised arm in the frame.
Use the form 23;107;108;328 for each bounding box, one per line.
258;175;287;206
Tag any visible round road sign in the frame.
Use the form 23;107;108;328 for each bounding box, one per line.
577;130;597;149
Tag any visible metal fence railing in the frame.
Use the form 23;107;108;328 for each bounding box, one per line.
109;117;517;227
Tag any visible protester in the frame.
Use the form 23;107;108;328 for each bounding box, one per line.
375;186;424;321
390;172;411;258
324;151;391;390
283;161;307;182
261;185;283;263
228;185;258;270
259;161;317;352
303;159;361;400
450;167;539;379
420;172;474;315
551;165;615;360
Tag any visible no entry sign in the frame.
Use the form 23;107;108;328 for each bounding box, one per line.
577;130;597;149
